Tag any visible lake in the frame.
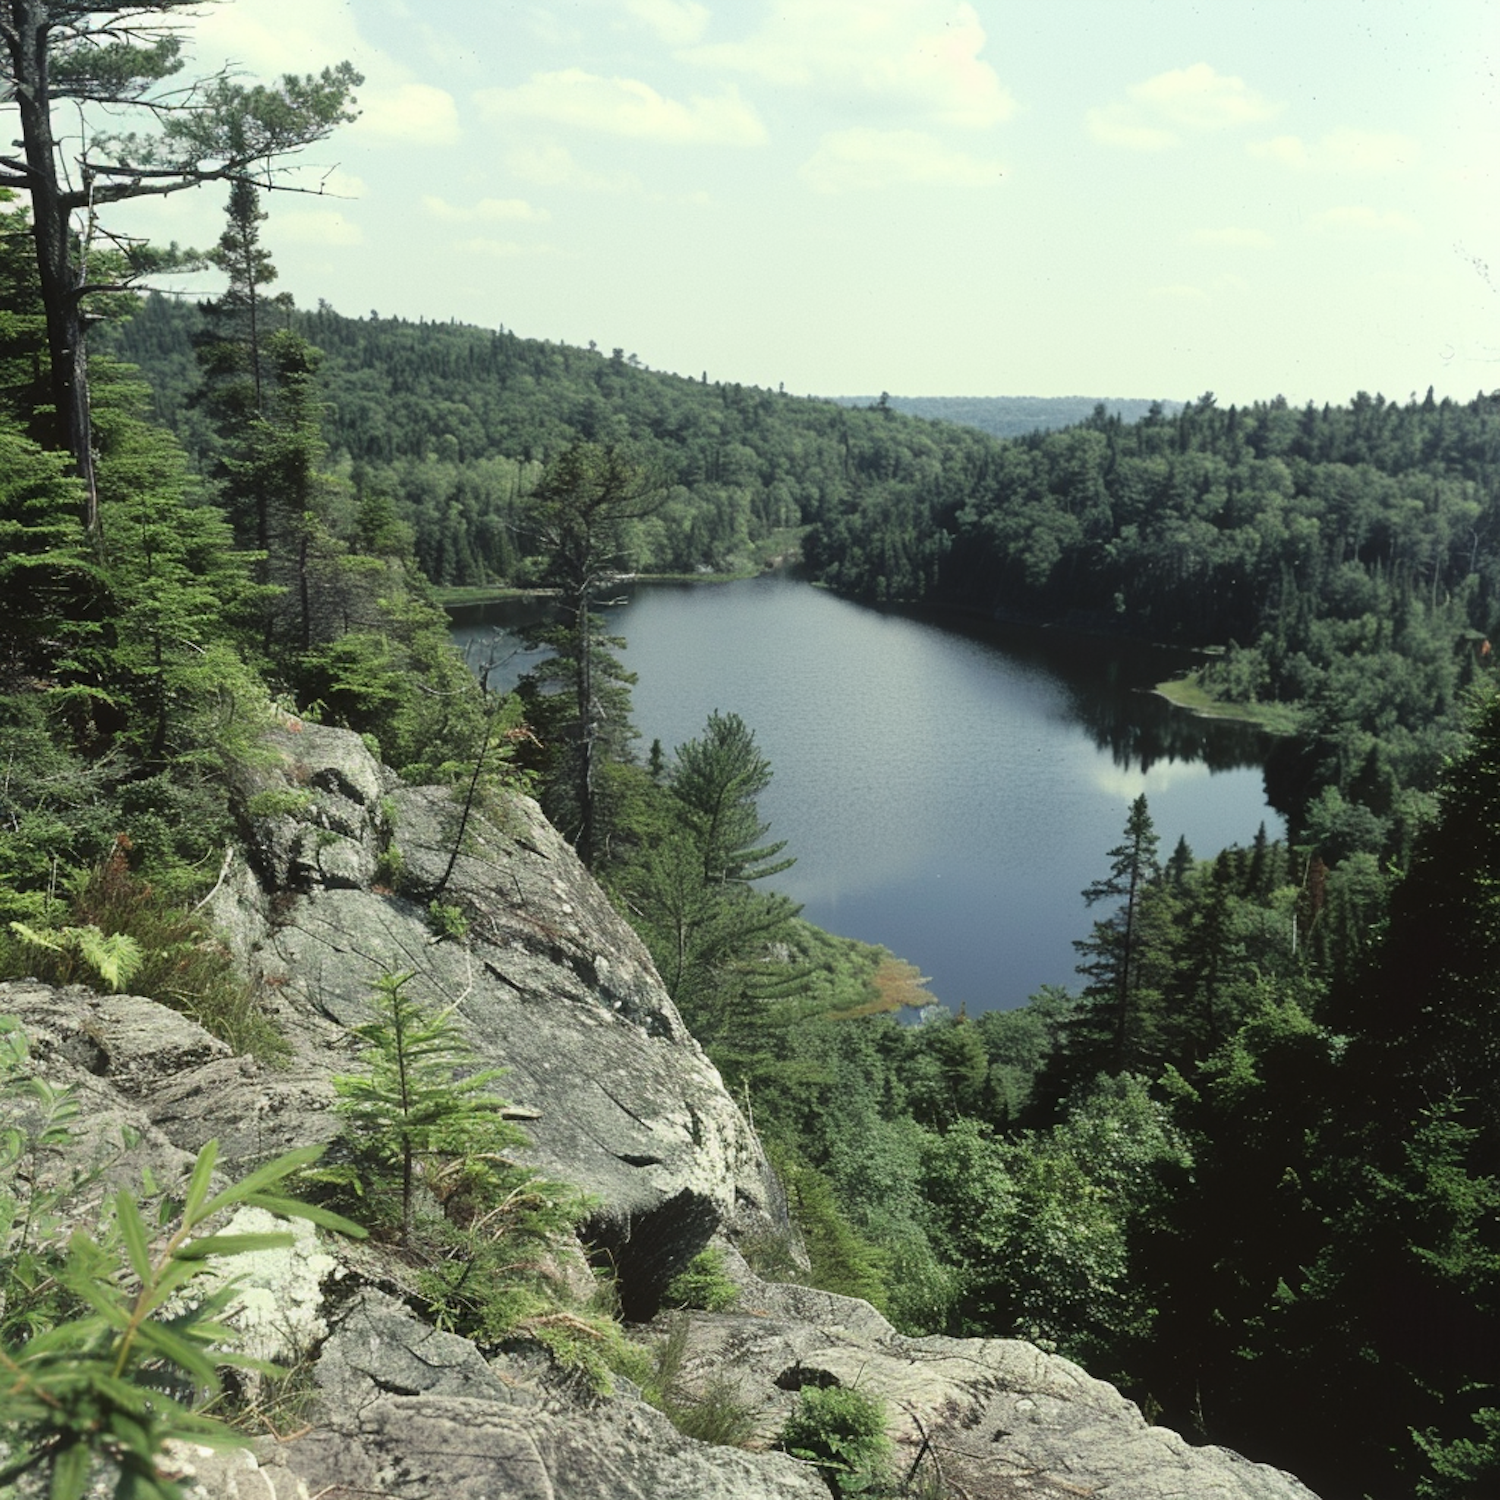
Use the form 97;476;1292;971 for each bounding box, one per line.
450;575;1283;1015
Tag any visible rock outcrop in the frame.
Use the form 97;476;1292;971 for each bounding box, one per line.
0;723;1323;1499
218;721;785;1307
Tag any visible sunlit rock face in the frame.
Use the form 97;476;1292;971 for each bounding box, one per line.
220;722;785;1304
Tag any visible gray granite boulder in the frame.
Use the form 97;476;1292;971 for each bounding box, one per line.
651;1258;1323;1500
213;722;785;1310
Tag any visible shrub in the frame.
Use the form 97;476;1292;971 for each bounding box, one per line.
0;1016;364;1500
779;1384;894;1497
662;1247;740;1312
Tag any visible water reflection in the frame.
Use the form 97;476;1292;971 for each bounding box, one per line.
897;608;1273;774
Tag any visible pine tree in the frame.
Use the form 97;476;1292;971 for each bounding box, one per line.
328;970;530;1244
671;710;794;886
520;442;663;866
0;1;359;530
195;181;291;555
1072;794;1164;1074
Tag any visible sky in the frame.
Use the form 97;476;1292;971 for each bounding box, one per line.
98;0;1500;407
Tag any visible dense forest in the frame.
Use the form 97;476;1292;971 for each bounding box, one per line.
114;289;1500;854
5;138;1500;1498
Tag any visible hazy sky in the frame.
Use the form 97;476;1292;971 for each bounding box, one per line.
106;0;1500;406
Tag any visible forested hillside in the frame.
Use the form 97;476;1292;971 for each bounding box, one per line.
112;293;1001;590
806;390;1500;857
115;295;1500;855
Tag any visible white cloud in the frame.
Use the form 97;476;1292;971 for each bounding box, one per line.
353;83;462;145
1093;760;1210;800
422;195;551;224
1249;129;1419;174
1133;64;1281;131
451;237;560;258
685;2;1016;129
186;0;368;78
185;1;460;148
626;0;711;47
1085;104;1176;151
272;210;363;246
800;129;1004;192
1312;205;1420;236
1090;63;1280;150
312;168;366;199
477;70;766;145
505;142;644;193
1191;226;1274;249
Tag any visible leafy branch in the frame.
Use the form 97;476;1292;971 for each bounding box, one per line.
1;1105;364;1500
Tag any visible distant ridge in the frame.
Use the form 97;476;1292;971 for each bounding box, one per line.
829;394;1183;440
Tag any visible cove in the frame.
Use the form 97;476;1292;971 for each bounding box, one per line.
450;575;1283;1015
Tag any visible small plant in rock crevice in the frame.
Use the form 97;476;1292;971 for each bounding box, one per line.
638;1316;760;1448
425;899;468;941
778;1383;895;1497
662;1246;740;1312
314;970;622;1388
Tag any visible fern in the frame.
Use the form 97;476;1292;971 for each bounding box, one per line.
9;921;146;993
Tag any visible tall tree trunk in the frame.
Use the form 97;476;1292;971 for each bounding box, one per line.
8;0;98;532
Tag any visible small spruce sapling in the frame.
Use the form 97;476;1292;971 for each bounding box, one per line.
324;969;532;1243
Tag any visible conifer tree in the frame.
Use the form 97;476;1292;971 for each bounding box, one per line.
1072;794;1164;1074
0;1;360;529
195;181;290;555
328;970;530;1244
521;441;663;866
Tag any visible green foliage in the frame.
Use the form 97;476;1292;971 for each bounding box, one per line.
0;839;285;1062
317;970;617;1387
244;789;314;819
1414;1408;1500;1499
1;1015;87;1351
425;900;469;942
775;1152;890;1312
607;714;804;1049
638;1317;760;1447
778;1384;894;1497
662;1248;740;1313
8;921;144;993
322;970;531;1243
0;1015;363;1500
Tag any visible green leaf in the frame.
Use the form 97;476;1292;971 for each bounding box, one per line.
48;1440;91;1500
116;1189;154;1284
130;1320;223;1389
240;1192;368;1237
172;1230;294;1261
196;1143;324;1220
181;1140;219;1224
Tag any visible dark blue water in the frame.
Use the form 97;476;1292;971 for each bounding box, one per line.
451;576;1283;1014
